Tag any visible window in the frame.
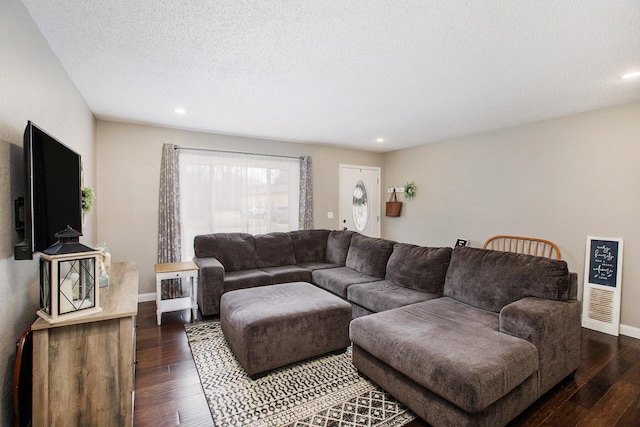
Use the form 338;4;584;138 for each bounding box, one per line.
179;150;300;260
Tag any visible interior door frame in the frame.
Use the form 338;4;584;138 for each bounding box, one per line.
339;164;381;237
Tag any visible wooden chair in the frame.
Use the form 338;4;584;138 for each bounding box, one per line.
483;235;561;260
13;328;32;427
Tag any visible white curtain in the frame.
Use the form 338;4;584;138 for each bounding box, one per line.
180;150;302;261
158;143;182;299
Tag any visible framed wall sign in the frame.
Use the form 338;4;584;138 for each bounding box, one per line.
582;236;623;336
455;238;469;247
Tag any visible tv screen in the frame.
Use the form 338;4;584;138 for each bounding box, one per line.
23;121;82;255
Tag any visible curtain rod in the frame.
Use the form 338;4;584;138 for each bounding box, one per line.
174;145;303;160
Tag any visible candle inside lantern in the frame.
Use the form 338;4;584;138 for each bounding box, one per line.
59;278;74;314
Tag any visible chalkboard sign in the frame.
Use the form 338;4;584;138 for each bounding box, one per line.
586;238;622;288
583;236;623;336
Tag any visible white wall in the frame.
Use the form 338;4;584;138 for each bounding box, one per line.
96;121;383;295
383;102;640;332
0;0;97;424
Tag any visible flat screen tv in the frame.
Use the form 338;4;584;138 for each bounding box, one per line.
17;121;82;259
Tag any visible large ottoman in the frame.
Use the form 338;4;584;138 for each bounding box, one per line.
220;282;352;377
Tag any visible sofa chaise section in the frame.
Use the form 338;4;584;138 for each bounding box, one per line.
444;246;582;397
351;299;540;425
350;246;581;426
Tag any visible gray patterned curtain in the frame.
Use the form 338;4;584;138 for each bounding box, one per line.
158;143;183;299
299;156;313;230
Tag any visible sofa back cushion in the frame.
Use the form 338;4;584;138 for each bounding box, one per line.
444;246;570;313
193;233;258;272
288;229;330;263
386;244;452;293
326;230;355;265
255;232;296;268
346;234;395;278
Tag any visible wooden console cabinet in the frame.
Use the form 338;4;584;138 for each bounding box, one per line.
31;262;139;427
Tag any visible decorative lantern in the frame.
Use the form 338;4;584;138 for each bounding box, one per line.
37;226;103;324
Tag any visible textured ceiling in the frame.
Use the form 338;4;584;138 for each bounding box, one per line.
21;0;640;152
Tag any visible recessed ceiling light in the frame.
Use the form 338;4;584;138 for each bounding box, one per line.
376;138;385;143
174;107;187;114
622;71;640;80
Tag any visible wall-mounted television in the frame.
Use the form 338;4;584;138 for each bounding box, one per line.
15;121;82;260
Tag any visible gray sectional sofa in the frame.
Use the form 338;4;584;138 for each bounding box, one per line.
193;229;581;426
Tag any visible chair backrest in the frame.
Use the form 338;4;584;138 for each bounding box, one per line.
483;235;561;260
13;327;32;427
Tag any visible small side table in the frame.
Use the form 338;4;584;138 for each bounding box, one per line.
155;261;199;326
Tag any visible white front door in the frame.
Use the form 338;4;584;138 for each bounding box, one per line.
339;165;381;237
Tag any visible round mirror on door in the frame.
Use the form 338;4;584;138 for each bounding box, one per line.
352;180;369;232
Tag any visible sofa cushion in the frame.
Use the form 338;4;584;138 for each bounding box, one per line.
255;232;296;268
260;265;312;284
223;269;272;292
349;298;537;413
326;230;355;265
347;280;441;313
194;233;258;272
346;234;395;278
296;261;341;271
312;266;383;298
386;244;452;293
444;246;570;313
288;229;330;263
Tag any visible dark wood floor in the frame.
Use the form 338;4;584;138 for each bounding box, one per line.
134;301;640;426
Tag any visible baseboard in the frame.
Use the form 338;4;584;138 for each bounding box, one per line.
138;292;156;303
620;324;640;339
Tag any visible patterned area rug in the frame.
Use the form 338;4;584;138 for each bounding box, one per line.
185;320;416;427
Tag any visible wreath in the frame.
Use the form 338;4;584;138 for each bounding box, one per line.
82;187;95;214
404;182;417;199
